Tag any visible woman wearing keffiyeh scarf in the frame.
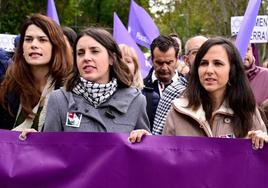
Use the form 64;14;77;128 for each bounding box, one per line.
20;27;150;139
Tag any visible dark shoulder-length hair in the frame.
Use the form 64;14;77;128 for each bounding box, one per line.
66;27;133;90
185;37;256;137
0;13;72;116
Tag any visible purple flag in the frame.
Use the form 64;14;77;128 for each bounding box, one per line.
113;12;151;77
0;129;268;187
46;0;60;25
128;0;160;49
235;0;261;60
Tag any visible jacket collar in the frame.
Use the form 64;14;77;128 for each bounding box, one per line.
172;97;234;123
151;70;179;83
172;97;234;137
245;59;261;81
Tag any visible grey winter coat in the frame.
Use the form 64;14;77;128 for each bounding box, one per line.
43;87;150;133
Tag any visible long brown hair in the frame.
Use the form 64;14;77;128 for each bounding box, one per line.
66;27;132;90
185;37;256;137
0;13;72;116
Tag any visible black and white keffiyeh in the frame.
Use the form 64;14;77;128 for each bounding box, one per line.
73;77;118;107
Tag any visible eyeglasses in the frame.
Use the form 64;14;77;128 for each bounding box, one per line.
186;48;199;56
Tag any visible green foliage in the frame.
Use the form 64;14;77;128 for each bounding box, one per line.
153;0;249;43
57;0;78;27
0;0;146;34
1;0;268;61
0;0;77;34
74;0;130;32
148;0;268;61
0;1;37;34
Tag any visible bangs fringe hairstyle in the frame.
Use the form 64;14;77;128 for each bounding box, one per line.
0;13;72;116
66;27;133;90
185;37;256;137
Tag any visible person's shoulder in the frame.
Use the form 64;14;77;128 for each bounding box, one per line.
51;87;64;94
171;97;206;122
48;87;74;109
143;68;154;85
107;87;144;113
0;49;11;62
173;97;189;108
259;66;268;74
172;97;196;115
167;77;187;91
116;86;141;97
50;87;70;99
116;87;146;104
253;67;268;81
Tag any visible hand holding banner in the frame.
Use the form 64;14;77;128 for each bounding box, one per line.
0;130;268;187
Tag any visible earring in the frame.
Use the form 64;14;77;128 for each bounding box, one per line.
228;81;231;86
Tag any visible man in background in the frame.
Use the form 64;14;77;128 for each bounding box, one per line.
153;35;208;135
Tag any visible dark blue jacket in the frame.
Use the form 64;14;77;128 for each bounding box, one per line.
0;49;12;77
142;68;160;131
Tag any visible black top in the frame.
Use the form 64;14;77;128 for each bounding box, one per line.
0;79;61;130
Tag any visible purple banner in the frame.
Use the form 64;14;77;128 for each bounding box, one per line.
0;130;268;187
128;0;160;49
113;13;151;77
235;0;261;60
46;0;60;25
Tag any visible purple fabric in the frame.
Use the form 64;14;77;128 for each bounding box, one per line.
245;59;260;81
246;66;268;105
128;0;160;49
252;43;260;66
235;0;261;60
113;13;151;77
46;0;60;25
0;130;268;187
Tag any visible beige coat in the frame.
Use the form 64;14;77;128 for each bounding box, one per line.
163;97;267;138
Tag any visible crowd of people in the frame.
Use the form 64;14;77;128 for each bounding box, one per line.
1;13;268;150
